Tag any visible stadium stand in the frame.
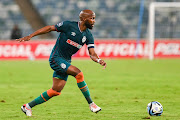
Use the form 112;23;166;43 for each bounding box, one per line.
0;0;178;39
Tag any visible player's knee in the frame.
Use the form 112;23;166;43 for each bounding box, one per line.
47;88;61;97
75;72;84;83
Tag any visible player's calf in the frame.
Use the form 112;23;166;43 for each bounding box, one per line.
75;72;101;113
29;88;60;108
21;88;61;116
75;72;93;104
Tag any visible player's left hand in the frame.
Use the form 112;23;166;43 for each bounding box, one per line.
99;60;107;69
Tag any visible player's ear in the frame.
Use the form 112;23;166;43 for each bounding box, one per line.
80;17;85;21
81;17;86;22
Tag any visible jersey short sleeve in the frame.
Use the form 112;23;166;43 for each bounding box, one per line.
86;32;95;49
55;21;70;32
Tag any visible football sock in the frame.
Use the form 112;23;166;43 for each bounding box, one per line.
28;88;60;108
75;72;93;104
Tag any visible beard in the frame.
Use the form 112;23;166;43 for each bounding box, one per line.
85;21;93;29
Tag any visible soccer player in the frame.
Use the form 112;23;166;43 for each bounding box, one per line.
16;9;107;116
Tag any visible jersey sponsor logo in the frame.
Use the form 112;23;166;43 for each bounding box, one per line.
57;22;63;27
82;36;86;43
61;63;66;69
66;39;82;49
71;32;76;36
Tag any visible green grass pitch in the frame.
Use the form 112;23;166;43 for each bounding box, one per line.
0;59;180;120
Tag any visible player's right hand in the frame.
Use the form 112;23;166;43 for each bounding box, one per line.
99;60;107;69
16;35;31;42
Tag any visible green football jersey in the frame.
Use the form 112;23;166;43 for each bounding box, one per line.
49;21;95;63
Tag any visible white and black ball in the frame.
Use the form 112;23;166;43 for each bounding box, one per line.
147;101;163;116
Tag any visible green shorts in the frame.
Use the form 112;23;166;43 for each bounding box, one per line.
49;57;71;81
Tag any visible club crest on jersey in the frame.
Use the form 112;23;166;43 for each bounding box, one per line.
57;22;63;27
82;36;86;43
71;32;76;36
66;39;82;49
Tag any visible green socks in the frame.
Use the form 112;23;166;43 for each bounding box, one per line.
77;81;93;104
28;91;50;108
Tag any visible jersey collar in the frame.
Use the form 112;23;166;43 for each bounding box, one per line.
78;22;83;33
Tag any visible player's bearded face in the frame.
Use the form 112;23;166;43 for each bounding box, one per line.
85;20;93;29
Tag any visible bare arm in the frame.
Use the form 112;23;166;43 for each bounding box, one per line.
88;48;107;69
16;25;56;42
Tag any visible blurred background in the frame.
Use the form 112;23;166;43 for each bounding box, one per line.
0;0;179;39
0;0;180;59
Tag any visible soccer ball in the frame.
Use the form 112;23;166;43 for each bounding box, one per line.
147;101;163;116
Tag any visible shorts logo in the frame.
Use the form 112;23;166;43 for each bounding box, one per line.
66;39;82;49
82;36;86;43
61;63;66;69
